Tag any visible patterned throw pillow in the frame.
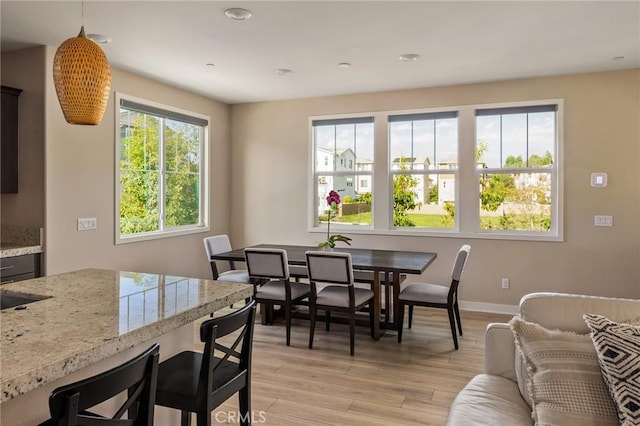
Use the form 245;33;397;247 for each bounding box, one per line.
510;316;618;425
584;313;640;425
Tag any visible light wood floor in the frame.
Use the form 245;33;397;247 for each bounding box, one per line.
195;306;512;426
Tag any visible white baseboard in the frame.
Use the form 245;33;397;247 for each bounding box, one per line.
459;300;518;315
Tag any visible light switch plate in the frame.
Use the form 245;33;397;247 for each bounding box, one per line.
78;217;97;231
590;173;607;187
594;215;613;227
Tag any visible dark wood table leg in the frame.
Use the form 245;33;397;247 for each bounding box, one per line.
384;271;390;325
392;271;401;330
372;272;381;340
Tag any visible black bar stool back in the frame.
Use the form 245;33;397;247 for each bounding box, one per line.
41;343;160;426
155;301;257;426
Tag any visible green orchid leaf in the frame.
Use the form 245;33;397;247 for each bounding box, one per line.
328;234;352;245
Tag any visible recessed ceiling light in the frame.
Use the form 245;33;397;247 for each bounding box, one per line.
274;68;293;76
612;56;625;60
399;53;420;62
225;8;252;21
337;62;352;68
87;33;112;44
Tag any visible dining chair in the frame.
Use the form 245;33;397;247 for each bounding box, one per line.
305;251;375;356
41;343;160;426
203;235;250;283
244;248;310;346
397;244;471;349
155;301;257;426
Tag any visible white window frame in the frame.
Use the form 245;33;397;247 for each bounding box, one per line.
115;93;210;244
388;111;460;232
308;114;375;233
309;99;563;242
472;101;562;239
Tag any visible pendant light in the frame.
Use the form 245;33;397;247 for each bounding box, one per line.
53;3;111;125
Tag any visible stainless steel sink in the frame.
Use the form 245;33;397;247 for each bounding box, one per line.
1;293;46;310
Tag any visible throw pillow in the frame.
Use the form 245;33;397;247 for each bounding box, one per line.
510;316;618;425
515;346;533;408
584;313;640;425
515;315;640;411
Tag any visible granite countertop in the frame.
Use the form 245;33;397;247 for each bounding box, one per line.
0;268;253;402
0;244;43;258
0;225;43;258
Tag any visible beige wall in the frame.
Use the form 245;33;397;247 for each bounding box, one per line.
230;69;640;307
1;46;46;229
43;46;231;278
4;45;638;308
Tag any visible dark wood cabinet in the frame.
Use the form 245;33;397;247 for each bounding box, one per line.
1;85;22;193
0;253;41;284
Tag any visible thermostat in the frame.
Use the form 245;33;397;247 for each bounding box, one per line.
590;173;607;187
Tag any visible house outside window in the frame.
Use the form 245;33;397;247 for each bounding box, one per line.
389;112;458;229
312;117;374;227
475;104;558;234
116;94;209;243
310;100;562;241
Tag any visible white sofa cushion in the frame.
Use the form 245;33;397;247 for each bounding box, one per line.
510;316;618;425
584;313;640;425
446;374;533;426
520;292;640;333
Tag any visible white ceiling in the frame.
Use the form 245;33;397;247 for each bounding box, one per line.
2;1;639;104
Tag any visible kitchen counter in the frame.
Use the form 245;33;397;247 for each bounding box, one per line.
0;268;253;404
0;224;44;258
0;243;43;258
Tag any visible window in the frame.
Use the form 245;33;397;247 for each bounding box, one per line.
116;94;208;243
389;112;458;229
312;117;374;227
310;100;562;241
476;105;557;233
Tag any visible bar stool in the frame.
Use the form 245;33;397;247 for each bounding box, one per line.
40;343;160;425
155;301;257;426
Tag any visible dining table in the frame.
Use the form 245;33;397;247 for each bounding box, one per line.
211;244;438;339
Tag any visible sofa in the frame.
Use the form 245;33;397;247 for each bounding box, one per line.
446;292;640;425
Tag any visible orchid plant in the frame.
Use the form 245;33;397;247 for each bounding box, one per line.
318;190;352;249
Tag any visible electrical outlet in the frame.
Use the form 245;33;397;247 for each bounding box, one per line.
501;278;510;289
77;217;97;231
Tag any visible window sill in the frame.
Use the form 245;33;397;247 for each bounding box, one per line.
308;227;563;242
116;225;210;245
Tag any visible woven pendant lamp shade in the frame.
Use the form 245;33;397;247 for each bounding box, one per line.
53;26;111;125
